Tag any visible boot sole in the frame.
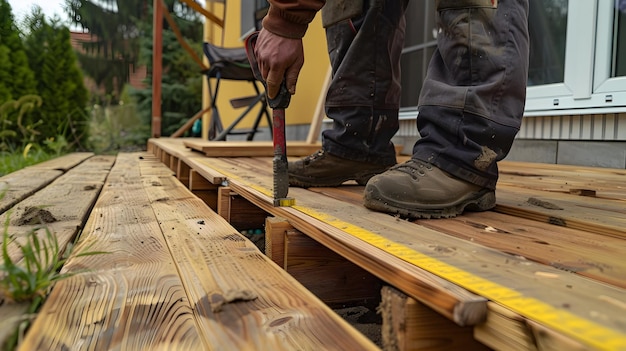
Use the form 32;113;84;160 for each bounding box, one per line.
363;188;496;219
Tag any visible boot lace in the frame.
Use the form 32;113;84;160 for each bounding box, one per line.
391;159;433;180
302;150;326;165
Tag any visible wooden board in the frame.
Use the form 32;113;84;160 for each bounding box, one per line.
420;211;626;289
0;152;94;215
495;185;626;239
189;157;489;326
183;139;322;157
20;153;379;351
498;161;626;200
0;155;114;348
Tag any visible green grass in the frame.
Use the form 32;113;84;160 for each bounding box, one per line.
0;213;105;303
0;148;57;177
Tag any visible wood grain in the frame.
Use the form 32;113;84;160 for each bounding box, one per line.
19;153;206;351
0;155;113;349
145;139;626;348
183;139;322;157
197;157;488;326
137;154;379;350
420;211;626;289
380;286;488;351
0;153;94;215
21;153;379;350
495;185;626;238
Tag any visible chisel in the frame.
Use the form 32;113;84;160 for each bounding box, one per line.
245;32;295;207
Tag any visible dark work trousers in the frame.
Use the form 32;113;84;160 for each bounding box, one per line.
415;0;530;189
322;0;408;166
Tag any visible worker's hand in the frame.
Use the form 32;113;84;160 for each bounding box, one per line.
255;29;304;99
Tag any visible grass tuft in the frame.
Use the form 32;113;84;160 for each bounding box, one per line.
0;211;106;303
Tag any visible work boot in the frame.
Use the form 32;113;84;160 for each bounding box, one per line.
363;159;495;219
289;150;392;187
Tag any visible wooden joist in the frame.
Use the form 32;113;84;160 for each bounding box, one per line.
19;153;379;350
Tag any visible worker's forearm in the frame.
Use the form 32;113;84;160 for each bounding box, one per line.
262;0;326;39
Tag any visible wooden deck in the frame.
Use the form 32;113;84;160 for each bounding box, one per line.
0;137;625;350
148;137;626;351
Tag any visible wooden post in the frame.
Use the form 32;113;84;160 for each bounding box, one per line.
151;0;163;138
216;187;267;231
176;160;191;186
380;286;488;351
217;186;232;222
190;170;219;209
265;217;291;268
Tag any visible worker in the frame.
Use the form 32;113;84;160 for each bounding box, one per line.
254;0;529;219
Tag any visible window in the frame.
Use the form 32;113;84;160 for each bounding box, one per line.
240;0;269;38
613;1;626;77
399;0;626;117
518;0;626;114
527;1;568;86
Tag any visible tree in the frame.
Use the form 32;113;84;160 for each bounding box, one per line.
23;9;89;147
65;0;204;134
0;0;36;102
130;3;204;136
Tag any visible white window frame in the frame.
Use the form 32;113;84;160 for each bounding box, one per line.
525;0;626;116
594;0;626;94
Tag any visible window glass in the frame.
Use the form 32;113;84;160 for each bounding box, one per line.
613;0;626;77
527;0;569;86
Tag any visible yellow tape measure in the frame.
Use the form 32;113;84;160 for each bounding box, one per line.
293;206;626;351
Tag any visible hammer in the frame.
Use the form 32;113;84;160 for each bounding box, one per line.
245;32;295;207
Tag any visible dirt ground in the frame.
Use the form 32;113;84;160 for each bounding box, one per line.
335;305;383;348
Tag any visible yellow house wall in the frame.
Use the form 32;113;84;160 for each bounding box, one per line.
202;1;329;139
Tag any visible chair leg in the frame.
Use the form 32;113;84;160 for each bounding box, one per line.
247;102;268;141
213;93;265;141
207;74;224;140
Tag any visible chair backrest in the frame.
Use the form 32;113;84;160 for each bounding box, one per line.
202;42;256;81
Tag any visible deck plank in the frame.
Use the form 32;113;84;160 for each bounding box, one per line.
498;161;626;200
183;139;322;157
0;155;114;348
0;152;94;215
495;185;626;239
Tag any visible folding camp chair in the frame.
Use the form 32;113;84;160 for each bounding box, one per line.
202;42;272;141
